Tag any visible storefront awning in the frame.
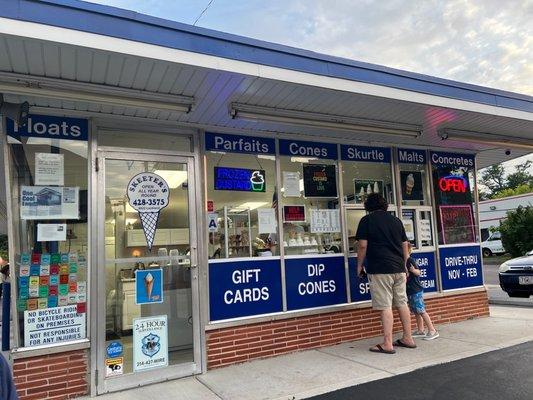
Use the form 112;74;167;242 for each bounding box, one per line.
0;0;532;168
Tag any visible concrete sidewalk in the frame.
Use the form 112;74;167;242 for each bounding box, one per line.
82;306;533;400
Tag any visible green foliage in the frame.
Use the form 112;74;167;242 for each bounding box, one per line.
499;206;533;257
480;164;506;195
492;184;533;199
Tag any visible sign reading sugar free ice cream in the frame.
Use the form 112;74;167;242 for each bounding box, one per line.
205;132;275;154
135;269;163;304
341;145;391;163
127;172;169;250
410;252;437;293
285;256;347;311
209;259;283;321
439;245;483;290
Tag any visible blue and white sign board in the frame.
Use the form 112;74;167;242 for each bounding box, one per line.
439;245;483;290
133;315;168;372
135;269;163;305
348;257;371;302
341;145;391;163
106;341;123;358
411;252;438;293
209;259;283;321
285;256;347;311
6;114;88;141
279;139;338;160
430;151;476;168
397;148;426;164
205;132;275;154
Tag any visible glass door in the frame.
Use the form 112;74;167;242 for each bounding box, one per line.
96;151;200;394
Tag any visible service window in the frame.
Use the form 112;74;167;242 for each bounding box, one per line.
4;114;89;349
205;134;279;259
279;139;342;256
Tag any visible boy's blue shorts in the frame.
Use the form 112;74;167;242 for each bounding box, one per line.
408;291;426;314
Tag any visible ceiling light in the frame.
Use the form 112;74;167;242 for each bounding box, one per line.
153;170;188;189
438;129;533;151
230;103;422;138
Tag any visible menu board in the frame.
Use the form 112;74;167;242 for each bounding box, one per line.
303;164;337;198
283;205;306;222
310;209;341;233
439;205;475;244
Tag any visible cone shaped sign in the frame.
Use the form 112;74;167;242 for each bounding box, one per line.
127;172;170;251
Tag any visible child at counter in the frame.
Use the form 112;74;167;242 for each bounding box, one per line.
406;244;439;340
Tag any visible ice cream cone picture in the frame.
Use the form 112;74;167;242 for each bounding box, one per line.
405;173;415;195
135;268;163;304
127;172;170;251
145;272;154;299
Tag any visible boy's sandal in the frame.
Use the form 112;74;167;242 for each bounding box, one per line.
394;339;417;349
369;344;396;354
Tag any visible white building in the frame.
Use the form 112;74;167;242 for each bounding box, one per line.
479;193;533;239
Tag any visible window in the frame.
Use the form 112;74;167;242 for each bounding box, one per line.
205;151;278;259
431;152;479;245
5;117;89;348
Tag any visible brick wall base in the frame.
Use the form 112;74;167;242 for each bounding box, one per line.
13;349;88;400
207;290;489;369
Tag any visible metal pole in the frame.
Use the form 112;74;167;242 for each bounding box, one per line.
2;281;11;351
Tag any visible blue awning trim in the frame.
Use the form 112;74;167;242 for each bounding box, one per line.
1;0;532;114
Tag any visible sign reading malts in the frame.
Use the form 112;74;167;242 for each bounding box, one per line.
410;252;437;293
439;245;483;290
397;148;426;164
285;256;347;311
24;305;86;347
279;139;338;160
341;145;391;163
303;164;337;198
283;205;306;222
209;259;283;321
205;132;275;154
6;114;88;141
439;205;475;244
430;151;475;168
214;167;266;192
348;257;371;303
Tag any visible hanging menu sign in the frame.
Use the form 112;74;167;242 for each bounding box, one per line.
303;164;337;198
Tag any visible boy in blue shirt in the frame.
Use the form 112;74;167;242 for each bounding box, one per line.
407;244;439;340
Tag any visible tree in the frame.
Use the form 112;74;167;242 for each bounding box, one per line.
506;160;533;189
479;164;506;196
499;206;533;257
493;184;533;199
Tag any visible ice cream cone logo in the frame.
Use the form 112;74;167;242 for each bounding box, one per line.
127;172;170;251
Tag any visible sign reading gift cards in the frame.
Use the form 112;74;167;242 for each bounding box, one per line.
285;256;347;311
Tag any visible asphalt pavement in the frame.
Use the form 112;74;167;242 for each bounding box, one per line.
309;341;533;400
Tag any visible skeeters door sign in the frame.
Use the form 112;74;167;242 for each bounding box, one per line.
127;172;170;251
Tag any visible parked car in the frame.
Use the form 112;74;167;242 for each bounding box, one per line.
527;250;533;256
481;231;506;257
499;254;533;298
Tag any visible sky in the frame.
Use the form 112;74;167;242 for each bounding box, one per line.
87;0;533;172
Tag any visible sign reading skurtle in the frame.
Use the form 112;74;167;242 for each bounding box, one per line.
127;172;170;251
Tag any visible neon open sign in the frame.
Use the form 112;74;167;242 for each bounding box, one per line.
439;176;468;193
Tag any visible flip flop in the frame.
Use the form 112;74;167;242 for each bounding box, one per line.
394;339;417;349
369;344;396;354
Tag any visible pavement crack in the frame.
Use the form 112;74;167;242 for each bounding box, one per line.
195;376;225;400
315;348;396;375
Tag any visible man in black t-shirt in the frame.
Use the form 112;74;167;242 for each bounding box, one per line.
356;193;416;354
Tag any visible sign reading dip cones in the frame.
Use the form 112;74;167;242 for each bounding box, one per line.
127;172;170;251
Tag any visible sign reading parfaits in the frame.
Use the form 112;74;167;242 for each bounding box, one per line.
279;139;338;160
430;151;475;168
341;145;391;163
205;132;275;154
439;245;483;290
6;114;88;141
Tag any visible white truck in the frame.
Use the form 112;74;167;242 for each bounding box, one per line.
481;231;506;257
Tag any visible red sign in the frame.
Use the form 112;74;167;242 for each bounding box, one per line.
283;205;306;222
439;205;475;244
207;200;214;212
439;177;467;193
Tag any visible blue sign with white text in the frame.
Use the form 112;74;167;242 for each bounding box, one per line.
6;114;88;141
397;148;426;164
341;145;391;163
205;132;275;154
106;342;123;358
439;245;483;290
410;252;438;293
285;256;347;311
430;151;475;168
348;257;371;302
279;139;338;160
209;259;283;321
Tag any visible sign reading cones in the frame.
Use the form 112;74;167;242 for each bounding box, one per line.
127;172;170;250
